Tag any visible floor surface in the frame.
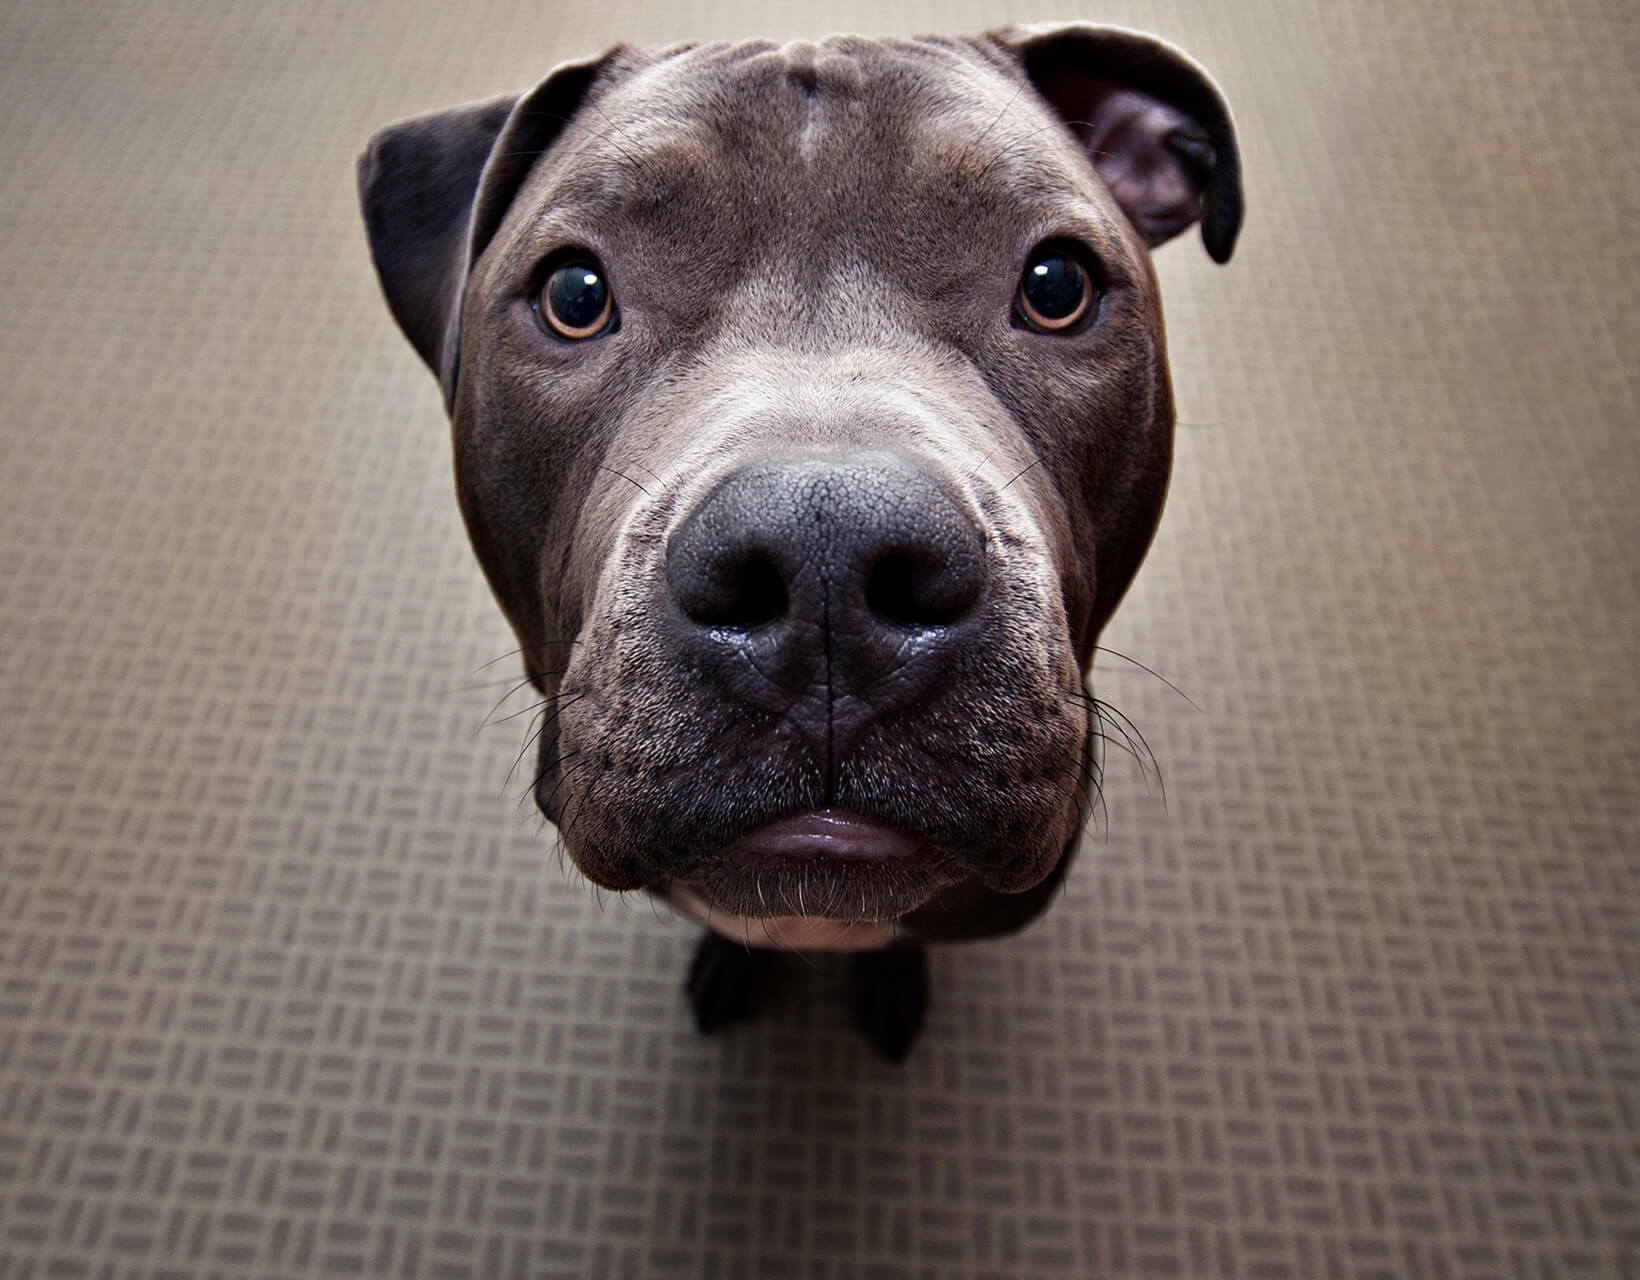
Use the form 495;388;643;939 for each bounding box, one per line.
1;1;1636;1276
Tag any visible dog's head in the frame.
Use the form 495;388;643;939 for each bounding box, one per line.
359;25;1240;931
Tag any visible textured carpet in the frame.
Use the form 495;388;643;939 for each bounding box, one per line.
1;1;1635;1277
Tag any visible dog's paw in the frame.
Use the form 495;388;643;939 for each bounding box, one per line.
685;931;777;1033
848;945;929;1062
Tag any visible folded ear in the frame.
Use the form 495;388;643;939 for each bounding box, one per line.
357;53;612;407
990;24;1242;263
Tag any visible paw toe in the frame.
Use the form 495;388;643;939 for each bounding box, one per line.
848;946;929;1061
686;932;774;1033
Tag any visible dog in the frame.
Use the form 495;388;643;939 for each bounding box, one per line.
358;23;1240;1059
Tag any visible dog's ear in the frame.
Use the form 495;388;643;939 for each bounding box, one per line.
990;24;1242;263
357;53;613;406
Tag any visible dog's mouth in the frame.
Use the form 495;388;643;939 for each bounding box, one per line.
672;808;956;923
729;809;920;862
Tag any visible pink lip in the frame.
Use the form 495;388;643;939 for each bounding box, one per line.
733;809;920;861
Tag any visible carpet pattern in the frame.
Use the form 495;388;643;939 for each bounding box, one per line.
1;1;1635;1276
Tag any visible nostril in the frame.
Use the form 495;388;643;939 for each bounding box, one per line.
668;455;988;644
684;551;789;629
865;548;980;628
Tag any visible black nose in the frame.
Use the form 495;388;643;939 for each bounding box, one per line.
665;453;987;701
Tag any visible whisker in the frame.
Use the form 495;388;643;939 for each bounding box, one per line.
999;457;1043;491
507;109;647;173
597;463;651;495
589;98;651;173
965;446;999;483
484;698;550;730
474;638;580;675
557;774;593;853
531;752;592;818
971;82;1024;151
1079;697;1146;772
503;691;588;796
1077;716;1110;838
443;674;549;695
1066;686;1167;814
502;709;552;798
477;676;542;731
466;663;574;734
1093;645;1201;712
1092;695;1166;809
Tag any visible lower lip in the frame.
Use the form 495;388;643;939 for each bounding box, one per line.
732;809;920;861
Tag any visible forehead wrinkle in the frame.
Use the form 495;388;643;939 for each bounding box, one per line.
865;114;1117;266
917;96;1133;252
511;49;762;223
548;40;1065;211
486;135;726;293
538;120;710;214
493;40;1132;286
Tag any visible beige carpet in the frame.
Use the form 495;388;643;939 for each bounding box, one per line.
2;0;1635;1276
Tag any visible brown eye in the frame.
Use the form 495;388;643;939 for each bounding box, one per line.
538;261;614;339
1016;249;1093;332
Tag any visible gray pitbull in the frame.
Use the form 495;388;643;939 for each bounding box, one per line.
358;23;1240;1058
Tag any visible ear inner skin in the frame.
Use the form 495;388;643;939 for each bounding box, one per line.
991;24;1242;262
1038;74;1214;250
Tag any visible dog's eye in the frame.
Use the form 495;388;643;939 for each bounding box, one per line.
1016;249;1094;333
538;261;615;340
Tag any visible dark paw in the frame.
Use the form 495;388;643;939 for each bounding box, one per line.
685;931;777;1033
848;945;929;1061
